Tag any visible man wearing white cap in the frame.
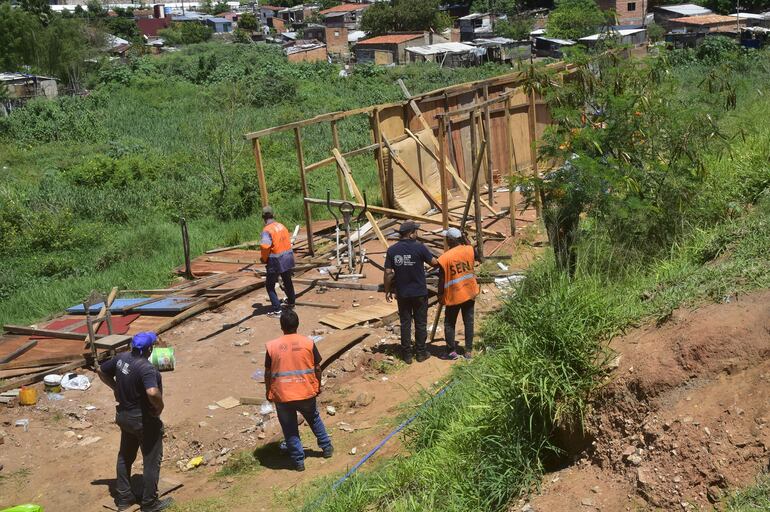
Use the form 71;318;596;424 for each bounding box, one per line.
97;332;171;512
437;228;480;360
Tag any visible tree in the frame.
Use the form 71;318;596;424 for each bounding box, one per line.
238;11;258;31
547;0;607;40
645;22;664;42
470;0;518;16
159;22;213;44
212;1;229;14
361;0;450;35
105;16;139;39
494;17;533;40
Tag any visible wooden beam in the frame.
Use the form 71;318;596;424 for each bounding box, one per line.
0;340;37;364
505;95;517;234
305;142;380;173
293;278;382;292
0;354;86;372
294;127;315;256
330;120;347;200
527;88;542;219
331;148;389;251
381;136;442;212
437;118;449;245
0;358;94;394
304;197;506;238
482;84;494;206
372;109;388;208
3;325;106;341
253;138;268;208
460;140;488;233
82;287;118;350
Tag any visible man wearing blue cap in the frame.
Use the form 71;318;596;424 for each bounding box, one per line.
97;332;171;512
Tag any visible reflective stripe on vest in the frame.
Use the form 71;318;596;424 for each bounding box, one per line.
269;248;293;259
271;368;315;378
446;272;477;288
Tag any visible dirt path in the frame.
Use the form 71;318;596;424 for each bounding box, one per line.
521;291;770;512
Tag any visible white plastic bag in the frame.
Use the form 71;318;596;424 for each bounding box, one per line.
61;373;91;391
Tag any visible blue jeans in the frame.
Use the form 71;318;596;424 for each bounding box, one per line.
275;397;331;465
265;270;296;313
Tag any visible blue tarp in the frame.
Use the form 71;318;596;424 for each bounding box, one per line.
66;297;199;315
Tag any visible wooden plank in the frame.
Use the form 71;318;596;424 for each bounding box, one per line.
295;127;315;256
102;479;183;511
0;354;86;371
83;287;119;350
0;364;59;379
304;142;380;173
482;84;494;205
0;359;90;393
527;89;542;218
372;109;389;208
304;197;506;238
0;340;37;364
294;301;340;309
254;138;269;207
3;325;106;341
331;148;389;251
319;302;398;329
292;278;382;292
330;120;347;200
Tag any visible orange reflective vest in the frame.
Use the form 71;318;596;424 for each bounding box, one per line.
266;334;319;403
261;221;294;271
438;245;479;306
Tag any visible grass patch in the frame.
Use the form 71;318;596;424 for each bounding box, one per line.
216;449;262;477
727;474;770;511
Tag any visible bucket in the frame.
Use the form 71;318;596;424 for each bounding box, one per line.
43;374;62;394
149;347;175;372
19;386;37;406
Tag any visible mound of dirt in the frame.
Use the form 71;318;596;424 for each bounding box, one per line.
524;291;770;511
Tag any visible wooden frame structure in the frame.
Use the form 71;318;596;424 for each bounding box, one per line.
245;63;569;254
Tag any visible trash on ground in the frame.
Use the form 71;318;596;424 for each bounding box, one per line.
61;374;91;391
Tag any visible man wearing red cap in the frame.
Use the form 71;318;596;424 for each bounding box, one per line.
97;332;171;512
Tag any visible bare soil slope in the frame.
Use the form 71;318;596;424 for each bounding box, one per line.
525;290;770;511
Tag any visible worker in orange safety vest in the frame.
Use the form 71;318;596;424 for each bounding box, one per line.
260;206;296;318
264;309;333;471
437;228;480;360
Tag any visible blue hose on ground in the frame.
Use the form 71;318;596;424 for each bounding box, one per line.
307;381;454;510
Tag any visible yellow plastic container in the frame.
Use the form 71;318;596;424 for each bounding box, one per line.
19;386;38;406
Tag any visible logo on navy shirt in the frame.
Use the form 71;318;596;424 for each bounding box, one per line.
394;254;414;266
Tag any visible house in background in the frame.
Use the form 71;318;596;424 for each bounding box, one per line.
595;0;646;26
534;36;576;57
668;14;743;33
406;42;477;67
730;12;769;27
137;17;171;36
319;3;370;29
458;13;494;41
354;32;448;65
0;72;58;115
259;5;283;28
277;4;318;28
206;16;233;33
653;4;713;30
285;40;328;63
471;37;531;62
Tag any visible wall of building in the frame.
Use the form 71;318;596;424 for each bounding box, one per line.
325;26;349;56
287;46;328;63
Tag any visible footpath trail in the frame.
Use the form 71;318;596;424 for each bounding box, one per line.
521;290;770;512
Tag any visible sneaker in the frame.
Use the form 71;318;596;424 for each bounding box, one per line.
141;497;175;512
416;352;430;363
463;351;473;360
444;351;459;360
116;503;134;512
266;310;282;318
323;445;334;458
295;462;306;472
280;299;295;309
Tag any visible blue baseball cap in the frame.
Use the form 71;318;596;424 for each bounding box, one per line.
132;332;158;350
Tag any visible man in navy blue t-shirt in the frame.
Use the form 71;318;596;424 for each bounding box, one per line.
98;332;171;512
384;221;438;364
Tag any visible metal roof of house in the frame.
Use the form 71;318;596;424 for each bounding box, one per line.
284;40;326;55
319;3;369;15
406;42;475;55
579;28;646;41
260;5;283;11
207;17;231;23
348;30;367;42
458;12;490;20
669;14;741;25
356;33;424;45
0;72;57;82
730;12;765;19
530;28;546;35
656;4;712;16
536;36;576;45
472;37;517;46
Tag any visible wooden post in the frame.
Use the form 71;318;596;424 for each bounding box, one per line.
527;89;542;219
505;95;516;234
469;109;484;259
294;127;315;256
253;138;268;208
482;85;494;205
438;117;449;248
371;109;389;208
330;120;347;201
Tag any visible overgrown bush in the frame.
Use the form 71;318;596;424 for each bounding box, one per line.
0;96;106;144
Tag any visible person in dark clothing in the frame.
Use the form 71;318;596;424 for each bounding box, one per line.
384;221;438;364
97;332;172;512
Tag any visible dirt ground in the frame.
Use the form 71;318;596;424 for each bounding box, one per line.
0;192;543;511
521;290;770;512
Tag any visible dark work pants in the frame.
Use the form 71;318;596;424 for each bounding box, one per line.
397;295;428;356
266;270;296;312
115;410;164;508
275;397;332;466
444;299;475;353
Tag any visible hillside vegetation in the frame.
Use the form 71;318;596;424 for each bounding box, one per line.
0;43;512;325
296;42;770;512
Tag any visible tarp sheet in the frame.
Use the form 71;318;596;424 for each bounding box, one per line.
66;297;199;315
